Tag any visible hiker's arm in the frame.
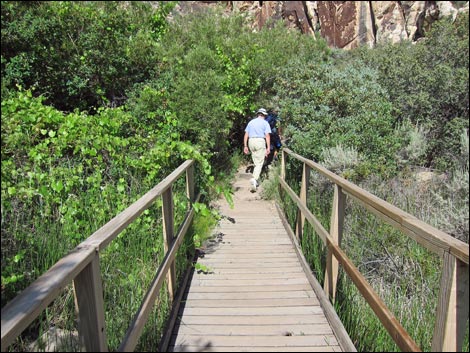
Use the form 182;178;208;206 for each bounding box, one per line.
243;131;249;154
265;133;270;156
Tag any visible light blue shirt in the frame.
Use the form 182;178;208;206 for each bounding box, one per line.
245;117;271;138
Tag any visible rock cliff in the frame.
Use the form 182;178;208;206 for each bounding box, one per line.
173;1;469;49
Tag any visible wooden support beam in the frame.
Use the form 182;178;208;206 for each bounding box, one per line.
162;187;176;301
73;254;108;352
324;184;345;302
432;252;469;351
295;163;310;243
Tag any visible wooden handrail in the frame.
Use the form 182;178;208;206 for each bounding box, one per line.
1;160;197;352
279;148;469;352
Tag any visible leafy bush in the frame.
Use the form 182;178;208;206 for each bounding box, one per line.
320;144;362;176
274;58;398;177
348;12;469;170
1;1;172;112
394;119;428;168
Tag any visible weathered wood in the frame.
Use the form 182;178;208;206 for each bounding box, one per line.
181;298;320;308
324;184;345;302
432;252;470;351
173;315;329;326
186;162;195;203
1;160;198;353
276;203;357;352
184;290;315;300
158;253;198;353
279;178;330;244
162;187;176;301
173;323;333;335
283;148;468;264
73;254;108;352
171;334;339;347
282;148;469;351
170;346;339;352
1;245;96;351
169;167;352;353
186;284;314;293
296;163;310;242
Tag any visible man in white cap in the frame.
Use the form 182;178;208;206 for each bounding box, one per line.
243;108;271;192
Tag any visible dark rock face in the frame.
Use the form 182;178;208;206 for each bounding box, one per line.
173;1;469;49
317;1;360;49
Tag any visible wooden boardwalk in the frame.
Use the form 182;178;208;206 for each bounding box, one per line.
168;166;353;352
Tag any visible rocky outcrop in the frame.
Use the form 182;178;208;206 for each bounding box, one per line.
176;2;469;49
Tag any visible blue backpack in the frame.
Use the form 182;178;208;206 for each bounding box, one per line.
266;113;282;149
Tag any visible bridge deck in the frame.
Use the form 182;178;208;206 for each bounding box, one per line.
168;166;345;352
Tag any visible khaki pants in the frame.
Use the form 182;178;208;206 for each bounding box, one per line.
248;138;266;181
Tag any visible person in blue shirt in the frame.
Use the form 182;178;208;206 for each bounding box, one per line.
243;108;271;192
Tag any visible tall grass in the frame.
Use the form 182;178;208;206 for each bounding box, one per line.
3;173;197;352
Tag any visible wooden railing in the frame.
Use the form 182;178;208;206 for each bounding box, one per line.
279;148;469;352
1;160;197;352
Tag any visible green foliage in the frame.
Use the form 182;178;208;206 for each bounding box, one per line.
347;12;469;170
275;59;398;177
1;88;213;304
394;119;428;168
1;3;469;352
1;1;169;111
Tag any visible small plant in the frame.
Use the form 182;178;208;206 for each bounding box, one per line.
320;144;362;176
194;263;212;274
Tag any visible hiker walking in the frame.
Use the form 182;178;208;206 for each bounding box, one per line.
264;109;282;170
243;108;271;192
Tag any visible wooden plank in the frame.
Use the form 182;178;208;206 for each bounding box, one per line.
189;278;310;287
169;163;347;352
201;267;304;274
191;272;306;280
169;345;340;352
276;203;357;352
178;306;323;316
175;315;329;325
171;334;339;347
173;323;334;336
200;253;299;259
181;298;319;307
206;238;292;242
197;260;302;266
184;290;316;300
186;285;316;294
200;248;296;254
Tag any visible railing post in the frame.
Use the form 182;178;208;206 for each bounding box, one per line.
432;252;469;351
73;254;108;352
186;162;195;204
324;184;345;302
295;163;310;243
162;187;176;301
280;149;286;180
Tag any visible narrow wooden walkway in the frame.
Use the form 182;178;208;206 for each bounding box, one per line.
168;166;349;352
